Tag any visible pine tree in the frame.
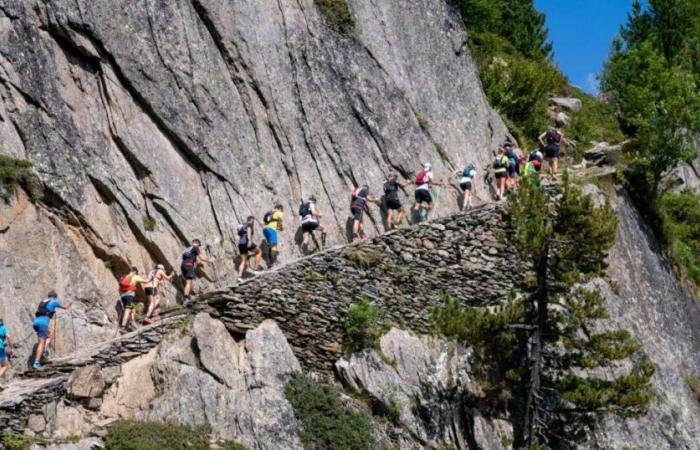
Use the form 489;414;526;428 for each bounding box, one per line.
432;174;655;447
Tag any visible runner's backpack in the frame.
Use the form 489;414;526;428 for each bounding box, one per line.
494;156;506;169
415;170;429;185
119;274;137;294
182;246;198;263
546;129;560;144
237;223;249;236
299;202;311;218
351;187;366;200
462;165;476;178
263;211;274;224
35;299;58;318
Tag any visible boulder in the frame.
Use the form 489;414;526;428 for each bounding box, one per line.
67;365;106;400
550;97;583;111
336;328;509;449
554;111;570;127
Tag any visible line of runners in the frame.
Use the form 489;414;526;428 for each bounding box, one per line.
0;127;566;379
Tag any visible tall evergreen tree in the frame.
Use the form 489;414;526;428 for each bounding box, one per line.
459;0;552;60
432;175;655;447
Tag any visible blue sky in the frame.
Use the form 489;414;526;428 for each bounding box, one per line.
534;0;636;94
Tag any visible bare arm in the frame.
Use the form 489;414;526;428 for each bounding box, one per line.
59;300;73;310
538;132;546;147
198;253;211;264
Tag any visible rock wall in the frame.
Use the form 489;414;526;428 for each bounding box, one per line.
588;187;700;450
203;203;519;372
0;0;510;360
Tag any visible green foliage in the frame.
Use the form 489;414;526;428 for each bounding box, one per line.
285;373;376;450
685;375;700;405
431;294;525;404
314;0;354;36
345;245;383;269
1;432;35;450
104;420;210;450
565;89;625;155
221;441;247;450
470;32;565;145
143;216;156;231
433;175;654;447
657;190;700;289
601;0;700;198
458;0;552;60
343;298;387;353
0;154;35;199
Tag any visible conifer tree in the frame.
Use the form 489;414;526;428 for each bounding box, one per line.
432;174;655;447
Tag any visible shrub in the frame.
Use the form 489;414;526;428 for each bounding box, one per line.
470;32;566;147
1;432;34;450
0;154;35;199
285;374;376;450
221;441;247;450
343;298;387;353
104;420;210;450
657;190;700;291
143;216;157;231
686;375;700;405
565;90;624;157
315;0;354;36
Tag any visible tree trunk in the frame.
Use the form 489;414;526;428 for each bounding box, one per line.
523;246;549;447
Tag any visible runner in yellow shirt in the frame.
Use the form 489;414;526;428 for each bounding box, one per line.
263;204;284;266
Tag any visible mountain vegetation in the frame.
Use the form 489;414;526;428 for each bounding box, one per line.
458;0;621;149
602;0;700;290
432;175;655;448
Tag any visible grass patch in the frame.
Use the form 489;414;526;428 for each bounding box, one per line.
314;0;354;36
221;441;247;450
0;155;36;200
303;268;327;282
1;432;35;450
345;245;383;270
143;216;157;231
104;420;209;450
686;375;700;405
285;373;375;450
657;190;700;295
343;297;388;353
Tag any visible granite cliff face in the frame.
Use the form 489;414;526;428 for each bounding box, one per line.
2;0;700;449
0;0;508;356
1;194;700;448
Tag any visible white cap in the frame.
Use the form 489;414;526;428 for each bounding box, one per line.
156;264;165;270
423;163;432;170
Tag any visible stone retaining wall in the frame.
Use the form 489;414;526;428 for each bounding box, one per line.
204;203;519;372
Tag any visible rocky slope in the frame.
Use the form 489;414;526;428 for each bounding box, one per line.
0;0;511;360
1;189;700;448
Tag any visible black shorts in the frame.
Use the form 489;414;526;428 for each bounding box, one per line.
121;294;135;309
507;160;517;176
545;145;560;159
239;243;256;255
351;207;364;222
460;181;473;192
144;287;157;296
181;263;196;280
415;189;432;204
302;221;320;232
385;197;402;210
495;171;507;179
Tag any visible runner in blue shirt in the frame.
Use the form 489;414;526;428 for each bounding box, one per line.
32;291;72;369
0;319;11;389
